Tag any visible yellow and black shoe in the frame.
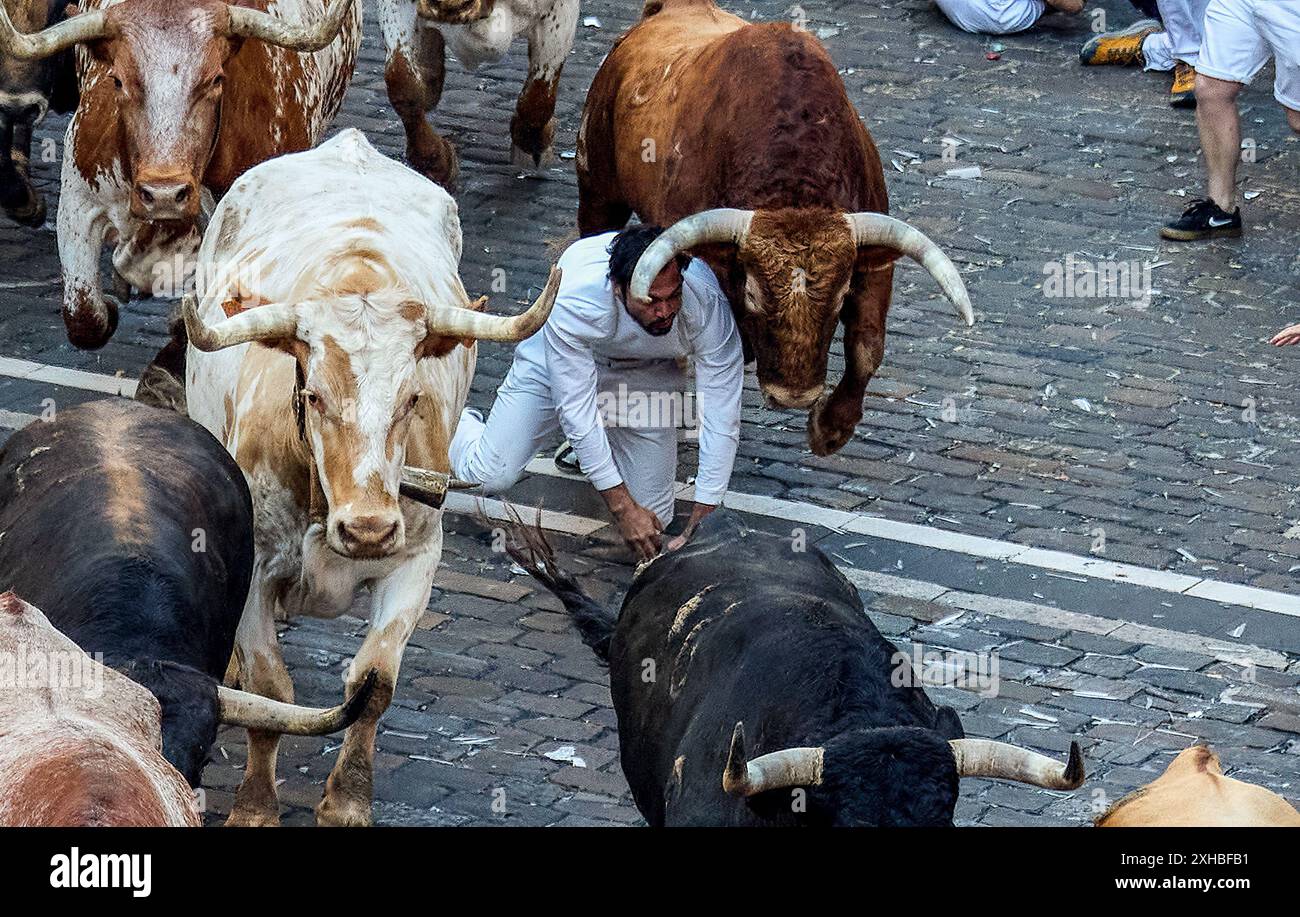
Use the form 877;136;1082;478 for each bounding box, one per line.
1170;61;1197;108
1079;19;1162;66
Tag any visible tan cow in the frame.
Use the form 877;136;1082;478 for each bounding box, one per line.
1097;746;1300;827
184;129;558;826
0;591;198;827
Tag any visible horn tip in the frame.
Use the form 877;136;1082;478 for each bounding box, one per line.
340;669;378;729
722;721;747;794
1062;740;1085;789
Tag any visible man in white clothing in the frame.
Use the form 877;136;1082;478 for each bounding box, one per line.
450;226;745;560
932;0;1085;35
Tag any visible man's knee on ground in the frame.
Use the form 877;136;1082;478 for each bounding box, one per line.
471;465;526;496
1195;74;1241;106
1286;107;1300;135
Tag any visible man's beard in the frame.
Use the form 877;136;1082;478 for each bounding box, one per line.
641;315;675;336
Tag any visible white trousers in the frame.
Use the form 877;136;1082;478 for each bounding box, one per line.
933;0;1047;34
1141;0;1212;70
1196;0;1300;111
449;359;686;525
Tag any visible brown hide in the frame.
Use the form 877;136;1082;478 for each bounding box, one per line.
576;0;894;454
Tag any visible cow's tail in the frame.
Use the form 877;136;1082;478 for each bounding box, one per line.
496;504;615;663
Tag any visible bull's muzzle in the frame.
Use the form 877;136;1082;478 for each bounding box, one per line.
131;171;199;223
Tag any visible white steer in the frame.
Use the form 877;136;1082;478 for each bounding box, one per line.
184;127;558;826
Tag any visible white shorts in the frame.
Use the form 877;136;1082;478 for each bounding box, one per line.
1197;0;1300;110
933;0;1047;34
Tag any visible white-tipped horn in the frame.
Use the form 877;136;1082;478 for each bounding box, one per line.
225;0;355;51
182;292;299;352
628;209;754;303
217;671;376;735
845;212;974;326
949;738;1085;790
721;721;824;797
0;5;107;59
423;266;561;343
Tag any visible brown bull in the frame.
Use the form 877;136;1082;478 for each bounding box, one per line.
576;0;972;456
0;0;359;349
1097;746;1300;827
0;592;198;826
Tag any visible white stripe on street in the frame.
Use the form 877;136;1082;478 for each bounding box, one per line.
1;355;1296;621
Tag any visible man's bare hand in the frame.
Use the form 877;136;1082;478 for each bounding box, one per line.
1271;324;1300;346
665;502;717;552
614;501;664;560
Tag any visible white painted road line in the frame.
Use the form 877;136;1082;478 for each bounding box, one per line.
0;356;137;397
3;355;1298;621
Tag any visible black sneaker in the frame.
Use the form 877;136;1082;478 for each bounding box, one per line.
554;441;581;474
1160;199;1242;240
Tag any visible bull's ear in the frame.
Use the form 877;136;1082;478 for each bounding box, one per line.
219;288;270;318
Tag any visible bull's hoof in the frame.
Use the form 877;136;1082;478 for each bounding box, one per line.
509;116;556;172
4;193;45;228
808;399;859;457
315;793;373;828
224;806;281;828
510;141;556;171
63;297;119;351
408;137;458;192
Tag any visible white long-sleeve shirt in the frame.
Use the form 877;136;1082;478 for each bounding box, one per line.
508;232;744;505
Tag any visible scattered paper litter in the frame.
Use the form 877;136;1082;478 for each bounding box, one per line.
543;745;588;768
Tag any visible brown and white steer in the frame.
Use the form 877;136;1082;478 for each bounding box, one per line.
184;128;559;826
577;0;973;456
1097;746;1300;827
0;0;360;349
0;591;198;827
377;0;578;188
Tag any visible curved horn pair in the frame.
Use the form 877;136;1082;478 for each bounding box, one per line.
630;208;974;327
216;670;376;735
182;267;561;353
721;721;1085;797
0;0;355;60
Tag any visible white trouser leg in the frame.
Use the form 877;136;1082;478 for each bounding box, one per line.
597;360;685;527
933;0;1048;34
449;373;560;495
1158;0;1212;66
1142;30;1177;70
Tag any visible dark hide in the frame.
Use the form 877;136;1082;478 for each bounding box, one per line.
0;398;253;786
508;510;966;826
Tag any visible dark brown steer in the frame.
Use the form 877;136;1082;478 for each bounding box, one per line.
577;0;973;455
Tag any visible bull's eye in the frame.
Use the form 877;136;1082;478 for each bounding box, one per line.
303;390;323;413
210;74;224;92
111;74;123;91
408;393;420;411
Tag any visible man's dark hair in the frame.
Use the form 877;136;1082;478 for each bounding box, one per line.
607;225;691;295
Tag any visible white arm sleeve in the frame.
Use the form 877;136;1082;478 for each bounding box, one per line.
689;287;744;505
544;320;623;492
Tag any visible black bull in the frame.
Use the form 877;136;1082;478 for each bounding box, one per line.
507;510;1083;826
0;0;75;225
0;398;253;784
0;398;374;787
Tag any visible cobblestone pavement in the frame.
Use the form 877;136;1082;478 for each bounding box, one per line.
0;0;1297;826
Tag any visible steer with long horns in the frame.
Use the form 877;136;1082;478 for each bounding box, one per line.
576;0;973;456
184;128;559;826
506;508;1083;826
0;0;360;350
0;398;371;794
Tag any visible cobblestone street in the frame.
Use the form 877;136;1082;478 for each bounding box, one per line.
0;0;1297;827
